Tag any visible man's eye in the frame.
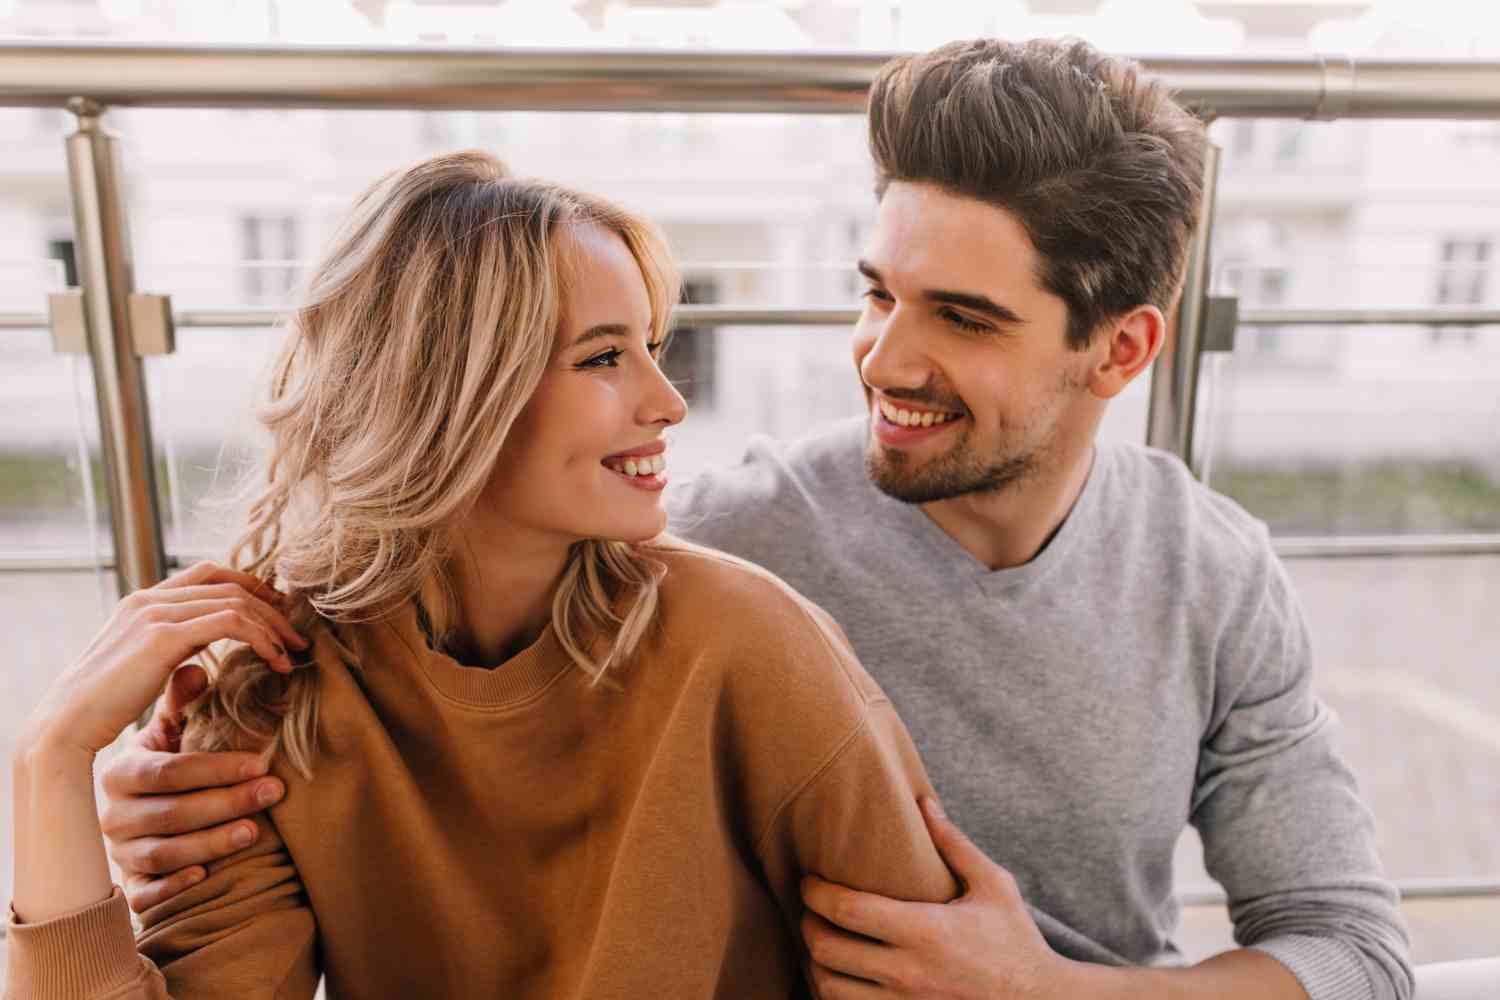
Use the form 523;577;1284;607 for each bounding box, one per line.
861;287;893;303
940;308;989;334
579;348;624;369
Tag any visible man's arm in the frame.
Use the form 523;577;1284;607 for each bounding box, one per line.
1190;545;1412;1000
97;666;284;913
801;797;1310;1000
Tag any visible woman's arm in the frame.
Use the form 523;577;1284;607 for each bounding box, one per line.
754;698;960;914
7;561;310;999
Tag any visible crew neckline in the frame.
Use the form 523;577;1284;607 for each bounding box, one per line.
377;601;573;709
839;426;1111;596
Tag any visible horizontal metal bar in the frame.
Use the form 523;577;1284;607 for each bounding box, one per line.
1274;535;1500;559
0;305;865;330
0;310;47;329
1241;307;1500;326
4;534;1499;575
12;305;1500;333
0;553;113;572
4;43;1500;119
1180;878;1500;907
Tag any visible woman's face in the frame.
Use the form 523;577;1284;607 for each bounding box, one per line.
481;223;687;548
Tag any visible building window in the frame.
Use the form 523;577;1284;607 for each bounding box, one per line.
1253;268;1288;354
1433;237;1490;344
663;278;720;410
47;238;78;288
1272;122;1302;166
239;214;300;305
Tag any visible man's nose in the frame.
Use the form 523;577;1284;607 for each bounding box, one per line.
859;309;931;394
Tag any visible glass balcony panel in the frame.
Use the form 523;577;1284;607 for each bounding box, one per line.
0;262;114;563
1194;326;1500;536
143;324;285;561
127;107;874;309
0;568;121;926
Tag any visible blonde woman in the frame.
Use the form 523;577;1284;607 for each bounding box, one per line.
8;151;955;998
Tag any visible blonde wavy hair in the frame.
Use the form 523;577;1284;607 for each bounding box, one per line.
183;151;680;778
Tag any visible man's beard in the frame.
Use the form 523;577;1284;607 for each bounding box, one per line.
864;419;1040;504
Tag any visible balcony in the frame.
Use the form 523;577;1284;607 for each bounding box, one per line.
1;28;1498;999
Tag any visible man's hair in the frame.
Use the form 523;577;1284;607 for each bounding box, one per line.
868;38;1207;349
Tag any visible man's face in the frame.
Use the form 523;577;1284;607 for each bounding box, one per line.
852;181;1105;505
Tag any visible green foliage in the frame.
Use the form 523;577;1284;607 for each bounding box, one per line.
1212;460;1500;535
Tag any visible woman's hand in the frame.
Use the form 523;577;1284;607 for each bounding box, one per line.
26;560;308;761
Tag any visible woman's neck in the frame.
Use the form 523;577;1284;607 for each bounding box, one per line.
443;529;572;669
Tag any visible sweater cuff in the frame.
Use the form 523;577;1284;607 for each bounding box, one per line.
7;887;145;998
1251;934;1374;1000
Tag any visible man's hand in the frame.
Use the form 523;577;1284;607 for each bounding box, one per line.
99;662;285;913
800;797;1066;999
801;798;1311;1000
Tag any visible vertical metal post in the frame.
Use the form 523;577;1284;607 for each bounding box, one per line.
64;98;168;596
1146;141;1222;469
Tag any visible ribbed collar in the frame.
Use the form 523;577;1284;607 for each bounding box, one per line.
373;600;573;710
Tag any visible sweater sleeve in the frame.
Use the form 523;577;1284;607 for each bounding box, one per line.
1190;545;1413;1000
5;813;319;999
753;696;960;939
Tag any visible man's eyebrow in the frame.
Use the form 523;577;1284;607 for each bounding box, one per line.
857;259;1025;326
571;323;630;347
926;289;1025;326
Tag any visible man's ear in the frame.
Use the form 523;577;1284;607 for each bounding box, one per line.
1087;304;1166;400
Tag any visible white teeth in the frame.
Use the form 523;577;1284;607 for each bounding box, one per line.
879;399;956;428
608;454;666;477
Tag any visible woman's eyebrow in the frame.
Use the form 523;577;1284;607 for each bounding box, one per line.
572;323;630;347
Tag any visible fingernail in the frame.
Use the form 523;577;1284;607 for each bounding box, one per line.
186;868;205;885
241;759;268;780
256;779;283;806
924;796;946;821
231;824;255;848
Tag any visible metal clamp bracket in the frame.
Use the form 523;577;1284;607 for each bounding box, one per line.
128;292;176;356
45;289;176;356
46;288;89;354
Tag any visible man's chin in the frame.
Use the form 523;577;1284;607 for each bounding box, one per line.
863;441;1033;505
864;448;952;505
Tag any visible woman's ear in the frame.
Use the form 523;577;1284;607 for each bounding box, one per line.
1087;304;1166;400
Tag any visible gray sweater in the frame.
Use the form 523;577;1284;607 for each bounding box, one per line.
666;417;1412;1000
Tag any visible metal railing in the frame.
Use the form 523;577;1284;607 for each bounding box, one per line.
4;43;1500;578
2;40;1500;914
5;43;1500;118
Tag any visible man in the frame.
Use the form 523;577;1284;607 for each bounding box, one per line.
96;38;1410;1000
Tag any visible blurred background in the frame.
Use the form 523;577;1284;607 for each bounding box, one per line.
2;0;1497;971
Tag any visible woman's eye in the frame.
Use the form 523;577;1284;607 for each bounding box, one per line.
861;287;893;304
579;348;624;369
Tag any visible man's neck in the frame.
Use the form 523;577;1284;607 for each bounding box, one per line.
919;442;1097;572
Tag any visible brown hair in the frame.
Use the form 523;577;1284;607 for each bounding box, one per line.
867;37;1207;348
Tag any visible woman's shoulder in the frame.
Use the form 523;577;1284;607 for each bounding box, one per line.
642;534;890;716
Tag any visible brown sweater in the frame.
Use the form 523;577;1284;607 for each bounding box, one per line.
7;540;958;998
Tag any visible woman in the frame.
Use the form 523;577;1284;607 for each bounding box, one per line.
8;151;955;998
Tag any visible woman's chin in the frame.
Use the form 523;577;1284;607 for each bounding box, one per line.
590;511;668;546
